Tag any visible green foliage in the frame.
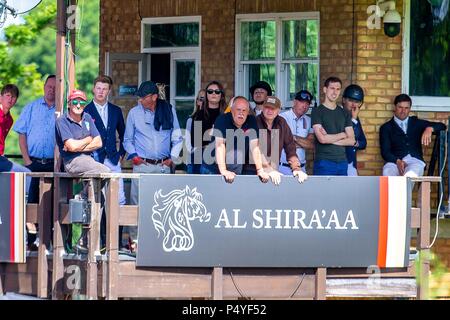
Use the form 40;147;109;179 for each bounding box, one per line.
1;0;99;156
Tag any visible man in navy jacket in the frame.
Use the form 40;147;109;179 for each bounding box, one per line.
379;94;446;177
343;84;367;176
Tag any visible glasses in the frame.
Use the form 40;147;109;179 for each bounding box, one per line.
197;96;205;101
71;99;87;106
207;89;222;95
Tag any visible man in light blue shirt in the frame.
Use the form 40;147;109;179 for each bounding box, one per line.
13;75;56;250
124;81;183;205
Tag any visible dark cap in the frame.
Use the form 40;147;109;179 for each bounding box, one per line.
294;90;313;103
250;81;273;96
135;81;158;98
343;84;364;102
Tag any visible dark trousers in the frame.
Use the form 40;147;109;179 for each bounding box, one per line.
26;160;54;245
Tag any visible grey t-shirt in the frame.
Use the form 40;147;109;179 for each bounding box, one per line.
311;104;353;162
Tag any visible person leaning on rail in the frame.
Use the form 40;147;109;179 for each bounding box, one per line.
256;96;308;185
200;96;274;184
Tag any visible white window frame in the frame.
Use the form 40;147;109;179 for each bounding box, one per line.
141;16;201;53
235;12;320;109
402;0;450;111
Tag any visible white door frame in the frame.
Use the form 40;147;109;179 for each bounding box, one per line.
169;51;200;107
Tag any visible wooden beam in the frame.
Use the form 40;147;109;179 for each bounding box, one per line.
315;268;327;300
212;267;223;300
106;178;119;300
417;182;431;300
86;179;100;299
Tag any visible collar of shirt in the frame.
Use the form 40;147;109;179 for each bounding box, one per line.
41;97;55;109
94;100;108;110
66;112;88;125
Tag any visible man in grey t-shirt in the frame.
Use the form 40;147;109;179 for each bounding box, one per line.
311;77;355;175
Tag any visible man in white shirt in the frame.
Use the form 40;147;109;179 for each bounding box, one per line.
279;90;315;174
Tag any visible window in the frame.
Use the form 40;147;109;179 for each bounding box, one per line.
141;16;201;53
403;0;450;111
236;13;320;108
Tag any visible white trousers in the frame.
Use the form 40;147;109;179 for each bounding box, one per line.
347;163;358;176
382;154;425;177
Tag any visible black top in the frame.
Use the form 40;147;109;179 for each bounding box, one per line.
204;112;259;174
191;107;221;149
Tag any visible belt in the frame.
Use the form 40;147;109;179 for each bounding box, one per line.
30;157;54;165
143;157;169;165
281;162;305;168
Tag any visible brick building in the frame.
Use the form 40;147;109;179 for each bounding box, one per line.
99;0;449;177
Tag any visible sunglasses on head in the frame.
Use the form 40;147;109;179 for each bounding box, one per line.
300;92;311;101
207;89;222;95
71;99;87;106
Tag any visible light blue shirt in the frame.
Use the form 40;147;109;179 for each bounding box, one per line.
123;103;183;160
394;116;408;134
13;97;55;159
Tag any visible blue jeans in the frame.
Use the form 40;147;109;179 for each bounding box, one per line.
200;163;218;175
313;160;348;176
187;163;202;174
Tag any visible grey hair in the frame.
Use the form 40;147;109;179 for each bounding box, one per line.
230;96;250;109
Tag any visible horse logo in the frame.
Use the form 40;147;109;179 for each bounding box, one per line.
152;186;211;252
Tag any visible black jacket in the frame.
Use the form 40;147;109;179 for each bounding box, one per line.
379;116;446;163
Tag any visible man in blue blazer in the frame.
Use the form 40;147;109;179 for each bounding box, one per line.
380;94;446;177
343;84;367;176
84;75;126;204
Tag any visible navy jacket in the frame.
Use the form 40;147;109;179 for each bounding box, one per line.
379;116;446;163
84;101;126;165
346;118;367;168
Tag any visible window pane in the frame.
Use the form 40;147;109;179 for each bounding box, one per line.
246;64;276;99
410;0;450;96
285;63;318;100
144;23;199;48
241;21;276;60
175;61;195;97
283;20;319;59
175;100;195;129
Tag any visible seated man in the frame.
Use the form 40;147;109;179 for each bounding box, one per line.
380;94;446;177
256;96;308;184
201;96;270;184
55;89;110;175
55;89;110;253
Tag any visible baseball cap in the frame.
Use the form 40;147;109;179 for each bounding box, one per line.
135;81;158;98
294;90;313;103
263;96;281;109
68;89;87;102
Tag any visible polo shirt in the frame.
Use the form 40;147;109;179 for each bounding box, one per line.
0;107;13;155
55;112;100;163
205;112;259;174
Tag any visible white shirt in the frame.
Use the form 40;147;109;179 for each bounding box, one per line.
94;100;108;127
279;109;313;165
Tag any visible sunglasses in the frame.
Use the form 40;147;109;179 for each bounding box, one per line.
207;89;222;95
300;92;312;101
71;99;87;106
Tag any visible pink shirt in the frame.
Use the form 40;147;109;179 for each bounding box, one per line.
0;107;13;155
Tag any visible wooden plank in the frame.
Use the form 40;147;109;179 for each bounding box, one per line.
37;177;53;298
327;266;414;278
52;176;67;299
222;269;316;299
106;178;119;300
315;268;326;300
212;267;223;300
118;206;138;226
417;181;431;300
26;204;38;223
86;178;100;299
326;278;417;298
0;264;4;295
411;208;420;228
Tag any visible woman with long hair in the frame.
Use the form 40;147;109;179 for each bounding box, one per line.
191;81;226;173
185;89;206;174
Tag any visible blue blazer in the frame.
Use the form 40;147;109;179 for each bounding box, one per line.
346;118;367;168
379;116;446;164
84;101;126;165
